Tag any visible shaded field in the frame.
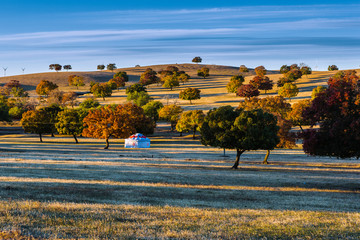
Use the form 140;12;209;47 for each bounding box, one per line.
0;130;359;238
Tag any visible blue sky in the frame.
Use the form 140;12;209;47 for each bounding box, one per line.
0;1;360;75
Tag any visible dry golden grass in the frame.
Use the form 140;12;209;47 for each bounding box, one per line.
0;200;359;239
1;64;347;110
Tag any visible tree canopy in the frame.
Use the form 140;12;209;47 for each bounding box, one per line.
56;108;86;143
158;104;183;131
254;66;267;77
36;80;58;96
162;74;180;90
176;110;205;139
97;64;105;71
142;101;164;123
192;57;202;64
201;106;279;169
302;71;360;158
236;84;260;98
49;64;62;72
82;103;154;149
179;88;201;104
140;68;159;85
197;67;210;79
278;83;299;101
227;75;245;93
107;63;117;72
68;75;85;89
91;83;112;100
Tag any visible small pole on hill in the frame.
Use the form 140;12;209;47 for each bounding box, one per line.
2;67;7;76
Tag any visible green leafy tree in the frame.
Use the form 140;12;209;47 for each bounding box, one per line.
79;98;100;109
21;109;52;142
56;108;86;143
285;69;302;81
192;56;202;64
36;80;58;96
127;91;152;107
280;65;291;74
239;65;249;74
178;73;190;85
68;75;85;89
107;63;117;72
162;74;180;90
9;87;29;98
63;65;72;71
91;83;112;100
41;104;63;137
49;64;62;72
311;86;327;99
126;83;147;94
278;83;299;101
238;96;295;163
179;88;201;104
158;104;183;131
97;64;105;71
176;110;205;139
227;75;245;93
328;65;339;71
142;101;164;123
300;66;312;77
197;67;210;79
201;106;279;169
0;96;10;122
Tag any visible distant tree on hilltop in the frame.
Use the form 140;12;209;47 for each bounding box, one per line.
192;56;202;64
97;64;105;71
49;64;62;72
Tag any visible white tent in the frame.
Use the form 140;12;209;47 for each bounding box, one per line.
124;133;150;148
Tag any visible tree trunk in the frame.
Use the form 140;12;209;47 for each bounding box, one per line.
39;133;43;143
263;150;271;164
192;127;196;139
51;132;55;137
104;137;109;149
103;96;105;101
231;149;245;169
73;134;79;144
190;99;192;105
299;125;304;133
179;132;182;137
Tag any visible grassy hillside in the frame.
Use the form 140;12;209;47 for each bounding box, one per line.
0;64;347;110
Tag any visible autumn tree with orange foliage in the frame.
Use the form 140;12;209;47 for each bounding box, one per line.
36;80;58;96
82;103;154;149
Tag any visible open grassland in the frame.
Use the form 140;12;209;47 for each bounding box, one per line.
0;125;359;238
0;64;348;110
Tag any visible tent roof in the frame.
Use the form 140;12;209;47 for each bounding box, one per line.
127;133;150;141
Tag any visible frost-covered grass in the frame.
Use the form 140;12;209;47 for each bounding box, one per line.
0;134;359;238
